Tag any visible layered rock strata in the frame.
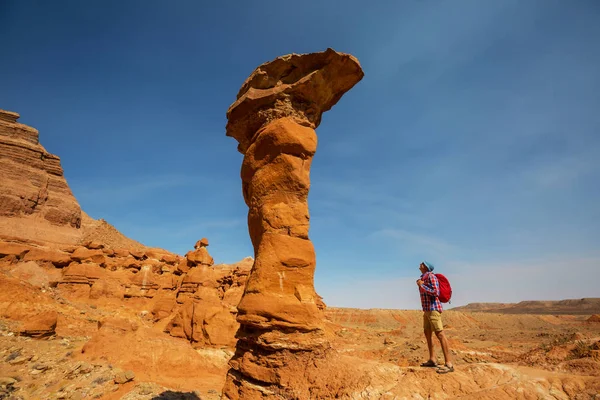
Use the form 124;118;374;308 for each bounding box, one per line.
0;109;81;227
223;49;363;398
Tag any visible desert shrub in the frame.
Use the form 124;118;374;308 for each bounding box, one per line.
541;333;575;353
92;376;109;385
570;340;592;359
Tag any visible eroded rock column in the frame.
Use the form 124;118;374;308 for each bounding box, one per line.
223;49;363;399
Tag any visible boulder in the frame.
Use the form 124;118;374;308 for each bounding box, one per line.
151;295;177;320
0;242;31;259
22;247;71;267
113;248;130;258
19;310;57;337
90;278;125;299
194;238;209;248
70;247;104;262
185;247;214;266
165;300;237;347
8;261;60;288
83;240;104;250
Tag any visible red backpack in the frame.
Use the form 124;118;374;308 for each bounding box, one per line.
429;272;452;303
434;274;452;303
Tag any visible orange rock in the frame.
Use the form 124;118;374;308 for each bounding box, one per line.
226;49;364;154
120;256;141;270
83;240;104;249
89;253;106;266
202;306;238;346
176;258;191;274
0;242;32;258
70;247;104;262
130;250;145;260
223;49;363;398
181;266;222;288
156;274;178;290
165;300;238;347
194;238;209;248
160;253;179;265
19;310;57;337
185;247;214;266
98;317;139;333
113;248;130;258
89;278;124;299
62;262;106;284
144;247;178;262
223;285;244;307
57;283;91;299
151;295;177;320
0;109;81;227
8;261;59;288
129;265;159;290
81;322;223;388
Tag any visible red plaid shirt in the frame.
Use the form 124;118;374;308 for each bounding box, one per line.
419;272;443;312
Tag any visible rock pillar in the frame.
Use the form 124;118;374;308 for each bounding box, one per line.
223;49;363;399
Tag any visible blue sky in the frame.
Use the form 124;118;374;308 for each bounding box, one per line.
1;0;599;309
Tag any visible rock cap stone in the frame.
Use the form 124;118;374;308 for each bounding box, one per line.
226;48;364;153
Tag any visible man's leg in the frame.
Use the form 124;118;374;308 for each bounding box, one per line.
423;312;436;364
430;311;453;373
425;329;435;362
434;330;452;367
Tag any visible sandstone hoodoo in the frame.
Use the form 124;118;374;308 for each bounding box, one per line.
223;49;364;398
0;109;81;229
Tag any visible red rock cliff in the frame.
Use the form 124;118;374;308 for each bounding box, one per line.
0;109;81;228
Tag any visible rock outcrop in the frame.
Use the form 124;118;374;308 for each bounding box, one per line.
222;49;363;399
588;314;600;323
0;109;81;228
0;233;252;348
180;237;214;273
164;257;252;347
19;310;58;338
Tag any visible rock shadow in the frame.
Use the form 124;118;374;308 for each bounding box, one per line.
151;391;201;400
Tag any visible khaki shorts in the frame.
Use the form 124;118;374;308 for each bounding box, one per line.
423;311;444;332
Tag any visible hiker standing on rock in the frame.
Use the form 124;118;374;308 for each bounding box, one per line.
417;261;454;374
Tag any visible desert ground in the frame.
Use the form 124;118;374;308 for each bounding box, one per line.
1;272;599;399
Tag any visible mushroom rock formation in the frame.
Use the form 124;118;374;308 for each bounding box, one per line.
194;237;209;249
179;238;214;271
223;49;363;399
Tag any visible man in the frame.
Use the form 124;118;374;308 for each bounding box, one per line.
417;261;453;374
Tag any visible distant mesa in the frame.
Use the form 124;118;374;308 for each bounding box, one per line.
452;298;600;315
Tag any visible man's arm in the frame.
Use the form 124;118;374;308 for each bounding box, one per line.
420;273;440;297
